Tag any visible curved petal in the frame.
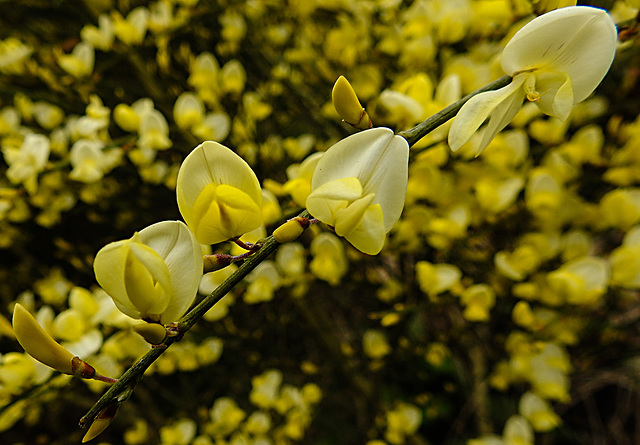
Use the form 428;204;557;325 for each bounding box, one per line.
306;177;363;225
126;241;172;316
94;239;139;319
344;204;386;255
177;141;262;229
139;221;203;323
532;71;574;120
476;80;527;156
334;193;376;236
501;6;617;102
449;75;527;152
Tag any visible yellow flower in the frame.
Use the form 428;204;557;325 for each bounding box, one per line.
58;42;94;78
80;14;114;51
176;141;263;245
112;7;149;46
173;92;205;130
502;415;534;445
449;6;617;156
460;284;496;322
250;369;282;409
138;109;172;151
309;232;348;285
416;261;462;298
610;225;640;288
519;392;561;432
283;152;323;207
306;128;409;255
69;139;121;183
546;256;610;306
385;402;422;445
208;397;245;437
362;329;392;359
93;220;203;324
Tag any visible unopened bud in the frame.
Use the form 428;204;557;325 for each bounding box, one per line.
273;217;310;243
332;76;372;130
82;403;119;443
133;322;167;345
203;254;232;273
12;303;75;375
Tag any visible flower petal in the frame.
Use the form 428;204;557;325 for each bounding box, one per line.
306;177;363;225
449;75;527;153
139;221;203;323
343;204;386;255
533;71;574;120
94;239;139;319
125;240;172;316
334;193;376;236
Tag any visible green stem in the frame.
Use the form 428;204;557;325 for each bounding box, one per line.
80;210;309;430
397;75;512;147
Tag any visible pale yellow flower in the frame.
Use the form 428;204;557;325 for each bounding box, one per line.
58;42;94;78
306;128;409;255
93;220;203;324
449;6;617;156
176;141;263;244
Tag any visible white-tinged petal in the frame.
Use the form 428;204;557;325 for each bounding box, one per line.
310;128;409;231
501;6;617;102
449;75;527;153
139;220;203;323
177;141;262;229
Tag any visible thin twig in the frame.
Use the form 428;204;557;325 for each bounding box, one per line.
397;75;512;146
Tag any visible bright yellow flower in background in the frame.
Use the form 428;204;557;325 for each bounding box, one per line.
306;128;409;255
93;220;203;324
449;6;617;156
176;141;263;245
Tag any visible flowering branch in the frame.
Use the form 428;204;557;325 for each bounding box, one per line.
79;71;546;433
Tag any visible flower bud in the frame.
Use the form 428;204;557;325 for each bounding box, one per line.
332;76;372;130
82;403;119;443
272;217;310;243
133;322;167;345
12;303;75;375
203;254;233;273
